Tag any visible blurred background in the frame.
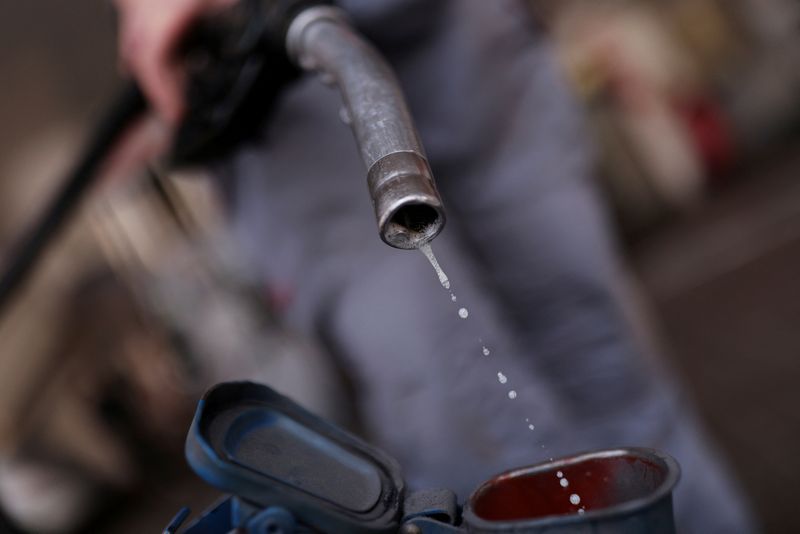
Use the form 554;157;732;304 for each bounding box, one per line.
0;0;799;532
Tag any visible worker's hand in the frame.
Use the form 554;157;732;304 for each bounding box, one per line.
115;0;238;125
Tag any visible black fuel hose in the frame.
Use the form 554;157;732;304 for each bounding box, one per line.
0;83;146;317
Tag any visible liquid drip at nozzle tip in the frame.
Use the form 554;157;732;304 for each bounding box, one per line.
419;243;450;289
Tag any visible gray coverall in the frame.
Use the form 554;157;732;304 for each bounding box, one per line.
218;1;756;531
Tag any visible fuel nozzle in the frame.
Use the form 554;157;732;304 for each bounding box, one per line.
286;6;446;249
174;1;445;248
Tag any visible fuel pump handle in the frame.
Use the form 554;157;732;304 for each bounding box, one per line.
171;0;331;166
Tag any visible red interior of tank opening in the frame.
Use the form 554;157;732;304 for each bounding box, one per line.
470;455;665;521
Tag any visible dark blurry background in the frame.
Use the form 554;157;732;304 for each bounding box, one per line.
1;0;799;532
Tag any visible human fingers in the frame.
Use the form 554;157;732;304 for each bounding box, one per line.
116;0;238;124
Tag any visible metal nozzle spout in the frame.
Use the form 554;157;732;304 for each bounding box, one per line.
286;6;445;249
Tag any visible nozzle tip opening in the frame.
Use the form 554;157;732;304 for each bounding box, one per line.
382;202;443;249
369;152;446;249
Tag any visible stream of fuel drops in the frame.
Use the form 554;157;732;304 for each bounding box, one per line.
419;242;585;514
